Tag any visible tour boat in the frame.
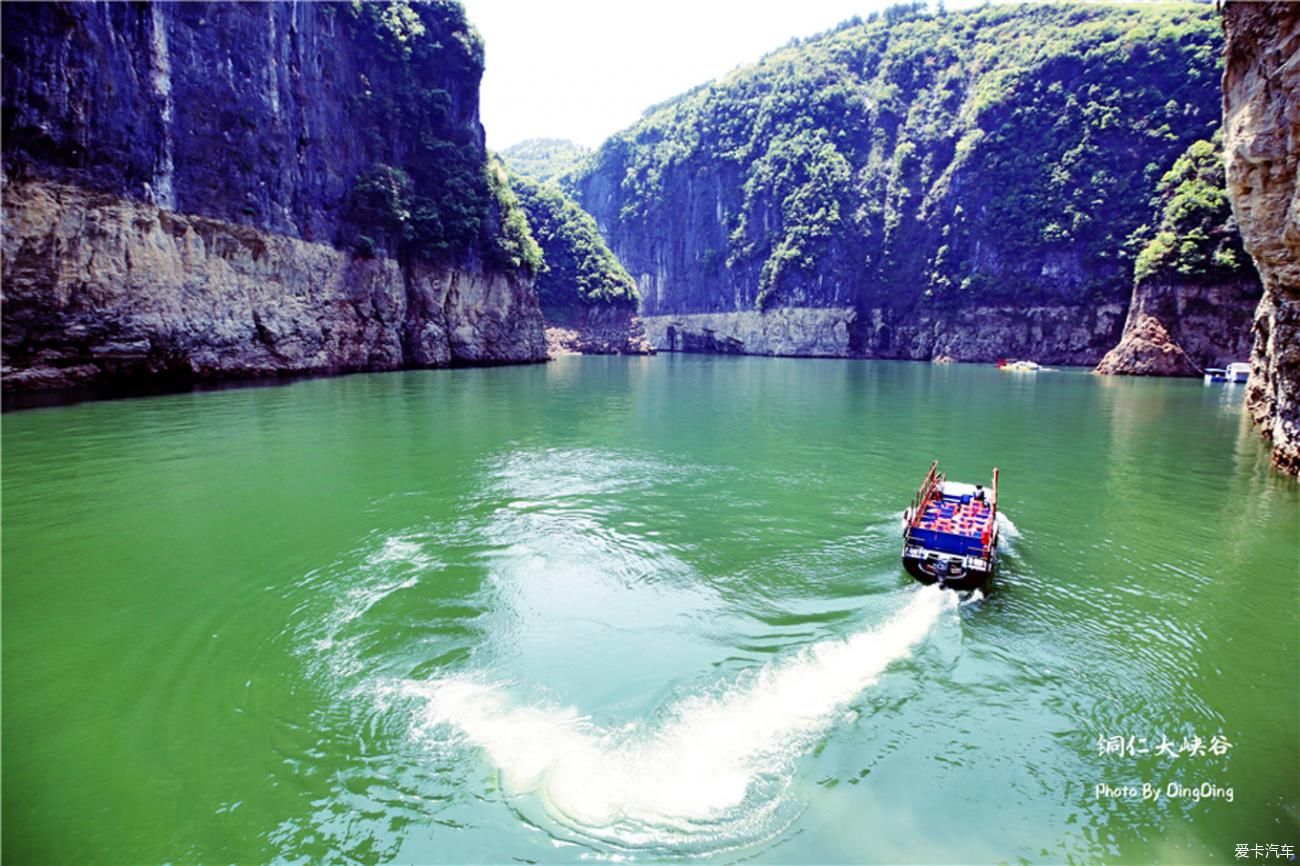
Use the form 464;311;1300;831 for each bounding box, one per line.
997;359;1042;372
901;461;999;590
1205;363;1249;385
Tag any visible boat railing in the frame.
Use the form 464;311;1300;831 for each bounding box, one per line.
991;467;999;521
904;463;1000;560
908;460;941;531
986;466;1000;555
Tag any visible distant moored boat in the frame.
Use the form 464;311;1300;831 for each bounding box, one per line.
1205;363;1249;385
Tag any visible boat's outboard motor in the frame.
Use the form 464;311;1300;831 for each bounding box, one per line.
931;556;965;587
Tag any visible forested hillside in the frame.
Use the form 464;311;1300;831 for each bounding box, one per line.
502;139;590;186
573;2;1229;363
511;175;637;314
510;173;650;353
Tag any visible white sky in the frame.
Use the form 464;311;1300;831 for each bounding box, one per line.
459;0;956;151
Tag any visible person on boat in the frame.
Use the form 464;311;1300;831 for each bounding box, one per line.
974;484;986;503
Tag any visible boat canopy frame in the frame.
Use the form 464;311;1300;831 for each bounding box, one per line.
905;462;998;525
903;461;999;559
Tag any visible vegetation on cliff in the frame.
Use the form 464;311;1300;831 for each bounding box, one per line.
508;173;638;317
1095;131;1260;377
501;139;591;186
573;2;1226;328
302;1;538;274
1129;133;1251;284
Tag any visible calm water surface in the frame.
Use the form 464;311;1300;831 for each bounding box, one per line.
3;356;1297;865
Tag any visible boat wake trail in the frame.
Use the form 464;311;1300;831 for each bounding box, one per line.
394;585;957;854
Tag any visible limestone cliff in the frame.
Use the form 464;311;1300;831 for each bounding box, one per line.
1221;2;1300;476
1097;134;1262;377
572;4;1226;365
1096;277;1260;376
2;181;544;388
507;172;651;355
2;1;546;392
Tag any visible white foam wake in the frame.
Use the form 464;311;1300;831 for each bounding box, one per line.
397;585;956;852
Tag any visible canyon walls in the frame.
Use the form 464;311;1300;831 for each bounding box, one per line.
572;4;1237;365
2;1;546;391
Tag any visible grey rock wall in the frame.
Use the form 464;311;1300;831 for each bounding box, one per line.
2;180;544;389
1;1;546;392
1222;2;1300;476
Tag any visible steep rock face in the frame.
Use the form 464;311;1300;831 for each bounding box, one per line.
2;1;484;241
1095;308;1200;377
2;180;543;388
1222;2;1300;476
2;1;546;391
508;172;650;355
545;305;654;356
643;308;855;356
863;302;1127;364
573;5;1225;365
643;301;1127;362
1096;277;1259;375
1097;134;1261;376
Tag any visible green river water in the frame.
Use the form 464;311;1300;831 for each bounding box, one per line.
3;356;1297;865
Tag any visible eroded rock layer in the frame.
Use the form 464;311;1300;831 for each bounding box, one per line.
2;1;546;392
1096;278;1260;376
2;180;544;389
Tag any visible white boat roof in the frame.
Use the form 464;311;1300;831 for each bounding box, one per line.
940;481;982;496
1226;362;1251;373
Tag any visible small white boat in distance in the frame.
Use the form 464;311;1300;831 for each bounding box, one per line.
998;359;1042;372
1206;362;1250;384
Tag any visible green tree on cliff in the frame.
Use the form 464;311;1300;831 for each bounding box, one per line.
1130;133;1252;284
508;173;639;317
